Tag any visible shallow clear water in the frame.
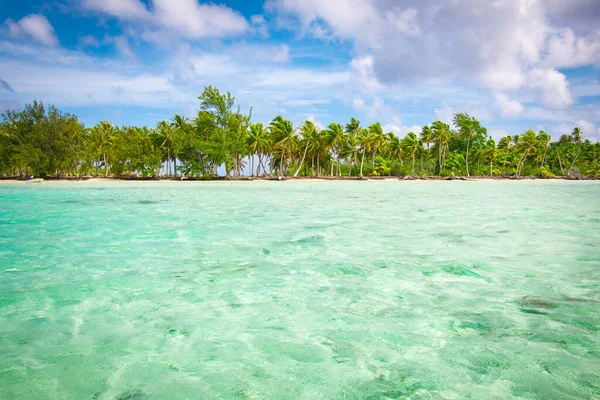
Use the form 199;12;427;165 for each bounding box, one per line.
0;180;599;399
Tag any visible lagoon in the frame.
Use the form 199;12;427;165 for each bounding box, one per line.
1;181;599;399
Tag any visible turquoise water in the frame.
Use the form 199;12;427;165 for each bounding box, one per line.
1;181;599;399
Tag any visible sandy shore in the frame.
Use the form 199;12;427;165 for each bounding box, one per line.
1;175;596;183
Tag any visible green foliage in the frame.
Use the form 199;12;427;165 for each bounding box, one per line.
1;93;597;179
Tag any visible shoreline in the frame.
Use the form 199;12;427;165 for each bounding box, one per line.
0;175;597;183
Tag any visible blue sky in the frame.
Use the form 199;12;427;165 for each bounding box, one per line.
1;0;599;141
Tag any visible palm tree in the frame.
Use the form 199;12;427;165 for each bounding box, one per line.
569;127;583;173
323;122;346;176
516;130;537;178
431;120;452;173
368;122;385;169
401;132;421;172
484;138;497;177
170;114;189;177
344;118;361;176
157;120;175;176
387;134;404;167
247;123;270;176
294;120;318;177
453;112;482;177
357;127;373;177
90;121;115;177
269;116;295;177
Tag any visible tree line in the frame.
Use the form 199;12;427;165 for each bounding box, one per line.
1;86;598;179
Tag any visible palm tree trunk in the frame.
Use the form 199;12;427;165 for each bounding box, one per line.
279;143;286;177
311;157;315;177
360;149;366;177
557;152;565;176
103;153;108;177
412;155;415;171
173;157;177;178
294;143;310;177
330;157;334;177
317;154;320;177
568;150;581;173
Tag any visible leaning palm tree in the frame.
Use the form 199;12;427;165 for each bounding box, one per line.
515;130;537;178
170;114;189;177
344;118;361;176
568;127;583;174
387;134;404;167
247;123;270;176
401;132;421;172
157;120;175;176
431;120;452;173
357;127;373;177
322;122;346;176
453;112;483;177
294;120;318;176
368;122;385;169
90;121;115;177
269;116;295;177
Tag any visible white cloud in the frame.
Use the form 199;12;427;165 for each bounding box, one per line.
551;120;599;141
493;93;524;118
350;56;381;92
82;0;249;40
383;123;421;138
5;14;59;46
528;68;574;109
543;28;600;69
81;0;150;20
385;7;420;37
268;0;598;110
434;105;454;124
251;15;269;37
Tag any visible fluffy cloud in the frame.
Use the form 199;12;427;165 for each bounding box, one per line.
383;123;422;138
268;0;599;109
5;14;59;46
493;93;524;118
552;120;599;141
543;28;600;68
528;69;574;109
81;0;249;40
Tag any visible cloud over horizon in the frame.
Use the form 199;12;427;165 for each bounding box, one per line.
0;0;598;141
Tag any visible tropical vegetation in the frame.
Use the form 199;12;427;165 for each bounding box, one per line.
1;87;598;179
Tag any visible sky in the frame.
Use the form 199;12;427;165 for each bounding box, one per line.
1;0;599;141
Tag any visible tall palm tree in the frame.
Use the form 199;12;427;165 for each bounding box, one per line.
453;112;482;177
294;120;317;177
91;121;115;177
401;132;421;172
569;127;583;173
344;118;361;176
387;134;404;167
516;130;537;178
269;116;295;177
247;123;270;176
358;127;373;177
484;138;497;177
368;122;385;169
431;120;452;173
170;114;189;177
323;122;346;176
157;120;175;176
